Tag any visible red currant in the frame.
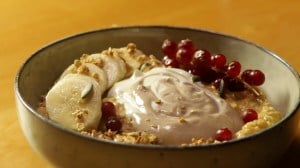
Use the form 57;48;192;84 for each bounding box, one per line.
105;116;122;132
192;49;211;67
161;39;177;59
101;101;116;120
215;128;233;141
241;69;265;86
162;56;179;68
193;67;218;83
226;61;241;77
176;48;193;67
223;77;245;92
178;39;195;52
242;109;258;123
211;54;226;69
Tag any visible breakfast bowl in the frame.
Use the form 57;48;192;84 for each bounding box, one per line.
15;26;300;168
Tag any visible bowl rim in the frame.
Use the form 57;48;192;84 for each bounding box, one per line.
14;25;300;150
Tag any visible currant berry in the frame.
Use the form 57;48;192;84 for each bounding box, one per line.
192;49;211;67
101;101;116;120
226;61;241;77
176;48;193;67
199;68;218;83
162;56;179;68
161;39;177;59
224;77;245;92
178;39;195;52
215;128;233;141
105;116;122;132
241;69;265;86
243;109;258;123
211;54;226;69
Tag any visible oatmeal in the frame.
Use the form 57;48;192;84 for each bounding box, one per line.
38;39;282;146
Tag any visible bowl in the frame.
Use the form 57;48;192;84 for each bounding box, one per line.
15;26;300;168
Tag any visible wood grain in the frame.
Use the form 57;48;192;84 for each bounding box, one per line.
1;0;299;167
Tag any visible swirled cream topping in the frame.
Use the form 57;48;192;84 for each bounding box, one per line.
108;67;244;145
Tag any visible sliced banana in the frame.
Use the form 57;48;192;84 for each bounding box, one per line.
45;74;104;131
59;63;108;89
118;47;145;76
89;53;126;88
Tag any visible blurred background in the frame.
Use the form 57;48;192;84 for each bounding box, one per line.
1;0;299;167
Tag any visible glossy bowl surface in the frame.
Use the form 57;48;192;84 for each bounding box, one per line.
15;26;300;168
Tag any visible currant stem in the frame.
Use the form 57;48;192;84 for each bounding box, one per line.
238;77;261;96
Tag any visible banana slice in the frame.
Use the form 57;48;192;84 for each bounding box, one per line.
45;74;104;131
118;46;145;76
117;44;162;74
59;62;108;89
89;53;126;88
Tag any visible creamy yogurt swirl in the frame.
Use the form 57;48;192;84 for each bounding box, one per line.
108;67;243;145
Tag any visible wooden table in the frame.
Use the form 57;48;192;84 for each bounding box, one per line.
1;0;299;167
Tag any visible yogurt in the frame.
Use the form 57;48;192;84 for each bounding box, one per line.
108;67;244;145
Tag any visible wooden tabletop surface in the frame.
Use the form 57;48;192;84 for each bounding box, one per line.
1;0;299;167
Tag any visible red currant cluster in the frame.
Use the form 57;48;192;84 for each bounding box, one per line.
161;39;265;93
162;38;262;142
101;101;122;132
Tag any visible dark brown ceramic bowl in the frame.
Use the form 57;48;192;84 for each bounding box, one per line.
15;26;300;168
